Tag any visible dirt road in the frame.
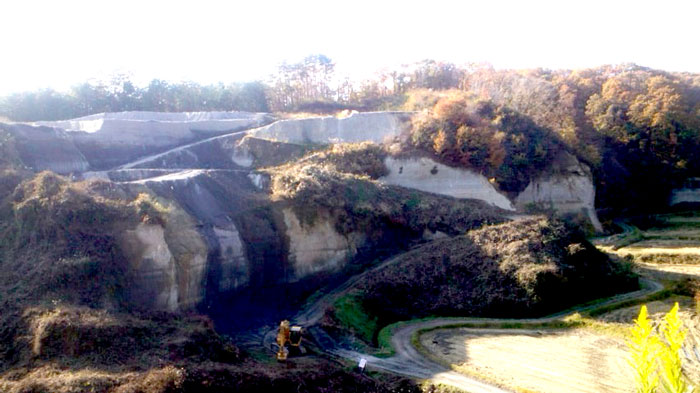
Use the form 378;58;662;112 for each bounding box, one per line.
261;217;665;392
326;278;662;392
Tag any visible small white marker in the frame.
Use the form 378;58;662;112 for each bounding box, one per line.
358;358;367;368
358;357;367;374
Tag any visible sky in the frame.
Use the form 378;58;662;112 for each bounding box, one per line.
0;0;698;95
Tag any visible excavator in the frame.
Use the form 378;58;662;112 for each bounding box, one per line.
275;320;306;361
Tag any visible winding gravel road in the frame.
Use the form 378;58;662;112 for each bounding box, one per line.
328;278;662;392
260;218;665;392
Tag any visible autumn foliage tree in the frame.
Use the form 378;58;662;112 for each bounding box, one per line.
408;94;561;193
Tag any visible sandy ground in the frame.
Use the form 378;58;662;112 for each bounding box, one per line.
419;297;700;393
618;243;700;254
639;263;700;277
421;328;634;393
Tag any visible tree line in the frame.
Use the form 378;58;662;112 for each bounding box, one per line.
0;77;269;121
0;55;465;121
2;56;699;214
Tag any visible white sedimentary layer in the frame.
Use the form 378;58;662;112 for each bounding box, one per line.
379;156;515;211
248;112;411;145
282;208;364;279
213;225;249;292
515;152;603;232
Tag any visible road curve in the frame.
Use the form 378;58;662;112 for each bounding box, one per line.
262;218;665;392
329;277;663;393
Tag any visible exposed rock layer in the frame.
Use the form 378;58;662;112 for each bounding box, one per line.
248;112;412;144
515;152;603;232
1;111;607;315
1;123;89;173
379;156;515;211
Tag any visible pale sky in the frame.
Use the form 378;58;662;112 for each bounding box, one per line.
0;0;697;95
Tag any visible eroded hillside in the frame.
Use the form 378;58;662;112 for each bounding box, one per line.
0;108;652;392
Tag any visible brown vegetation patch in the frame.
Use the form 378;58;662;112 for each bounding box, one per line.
356;218;637;324
237;135;311;168
267;143;504;237
405;95;564;194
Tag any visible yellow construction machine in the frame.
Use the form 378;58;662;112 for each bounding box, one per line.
275;320;305;361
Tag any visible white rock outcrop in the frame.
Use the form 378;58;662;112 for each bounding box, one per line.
671;189;700;205
213;225;249;292
121;224;179;311
120;220;208;312
379;156;515;210
515;152;603;232
36;111;272;169
248;112;411;145
282;208;364;279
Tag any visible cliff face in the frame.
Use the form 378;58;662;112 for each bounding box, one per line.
515;151;603;232
376;153;602;231
1;111;604;316
670;178;700;206
282;208;365;280
248;112;412;144
379;156;515;211
1;123;89;174
37;111;273;170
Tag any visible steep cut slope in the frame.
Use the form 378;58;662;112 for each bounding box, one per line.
0;123;89;174
0;172;209;312
0;172;431;393
36;111;273;170
248;111;412;144
516;151;602;231
379;156;515;210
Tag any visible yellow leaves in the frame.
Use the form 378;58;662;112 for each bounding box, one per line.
628;303;694;393
659;303;687;393
432;129;452;155
629;305;660;393
433;96;470;125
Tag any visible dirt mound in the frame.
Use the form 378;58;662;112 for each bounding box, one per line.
0;173;140;307
355;218;637;324
1;304;427;393
20;306;239;366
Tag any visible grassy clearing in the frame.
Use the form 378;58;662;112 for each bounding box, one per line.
375;317;450;358
331;292;378;344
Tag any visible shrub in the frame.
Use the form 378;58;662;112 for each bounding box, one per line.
406;96;564;193
628;303;695;393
